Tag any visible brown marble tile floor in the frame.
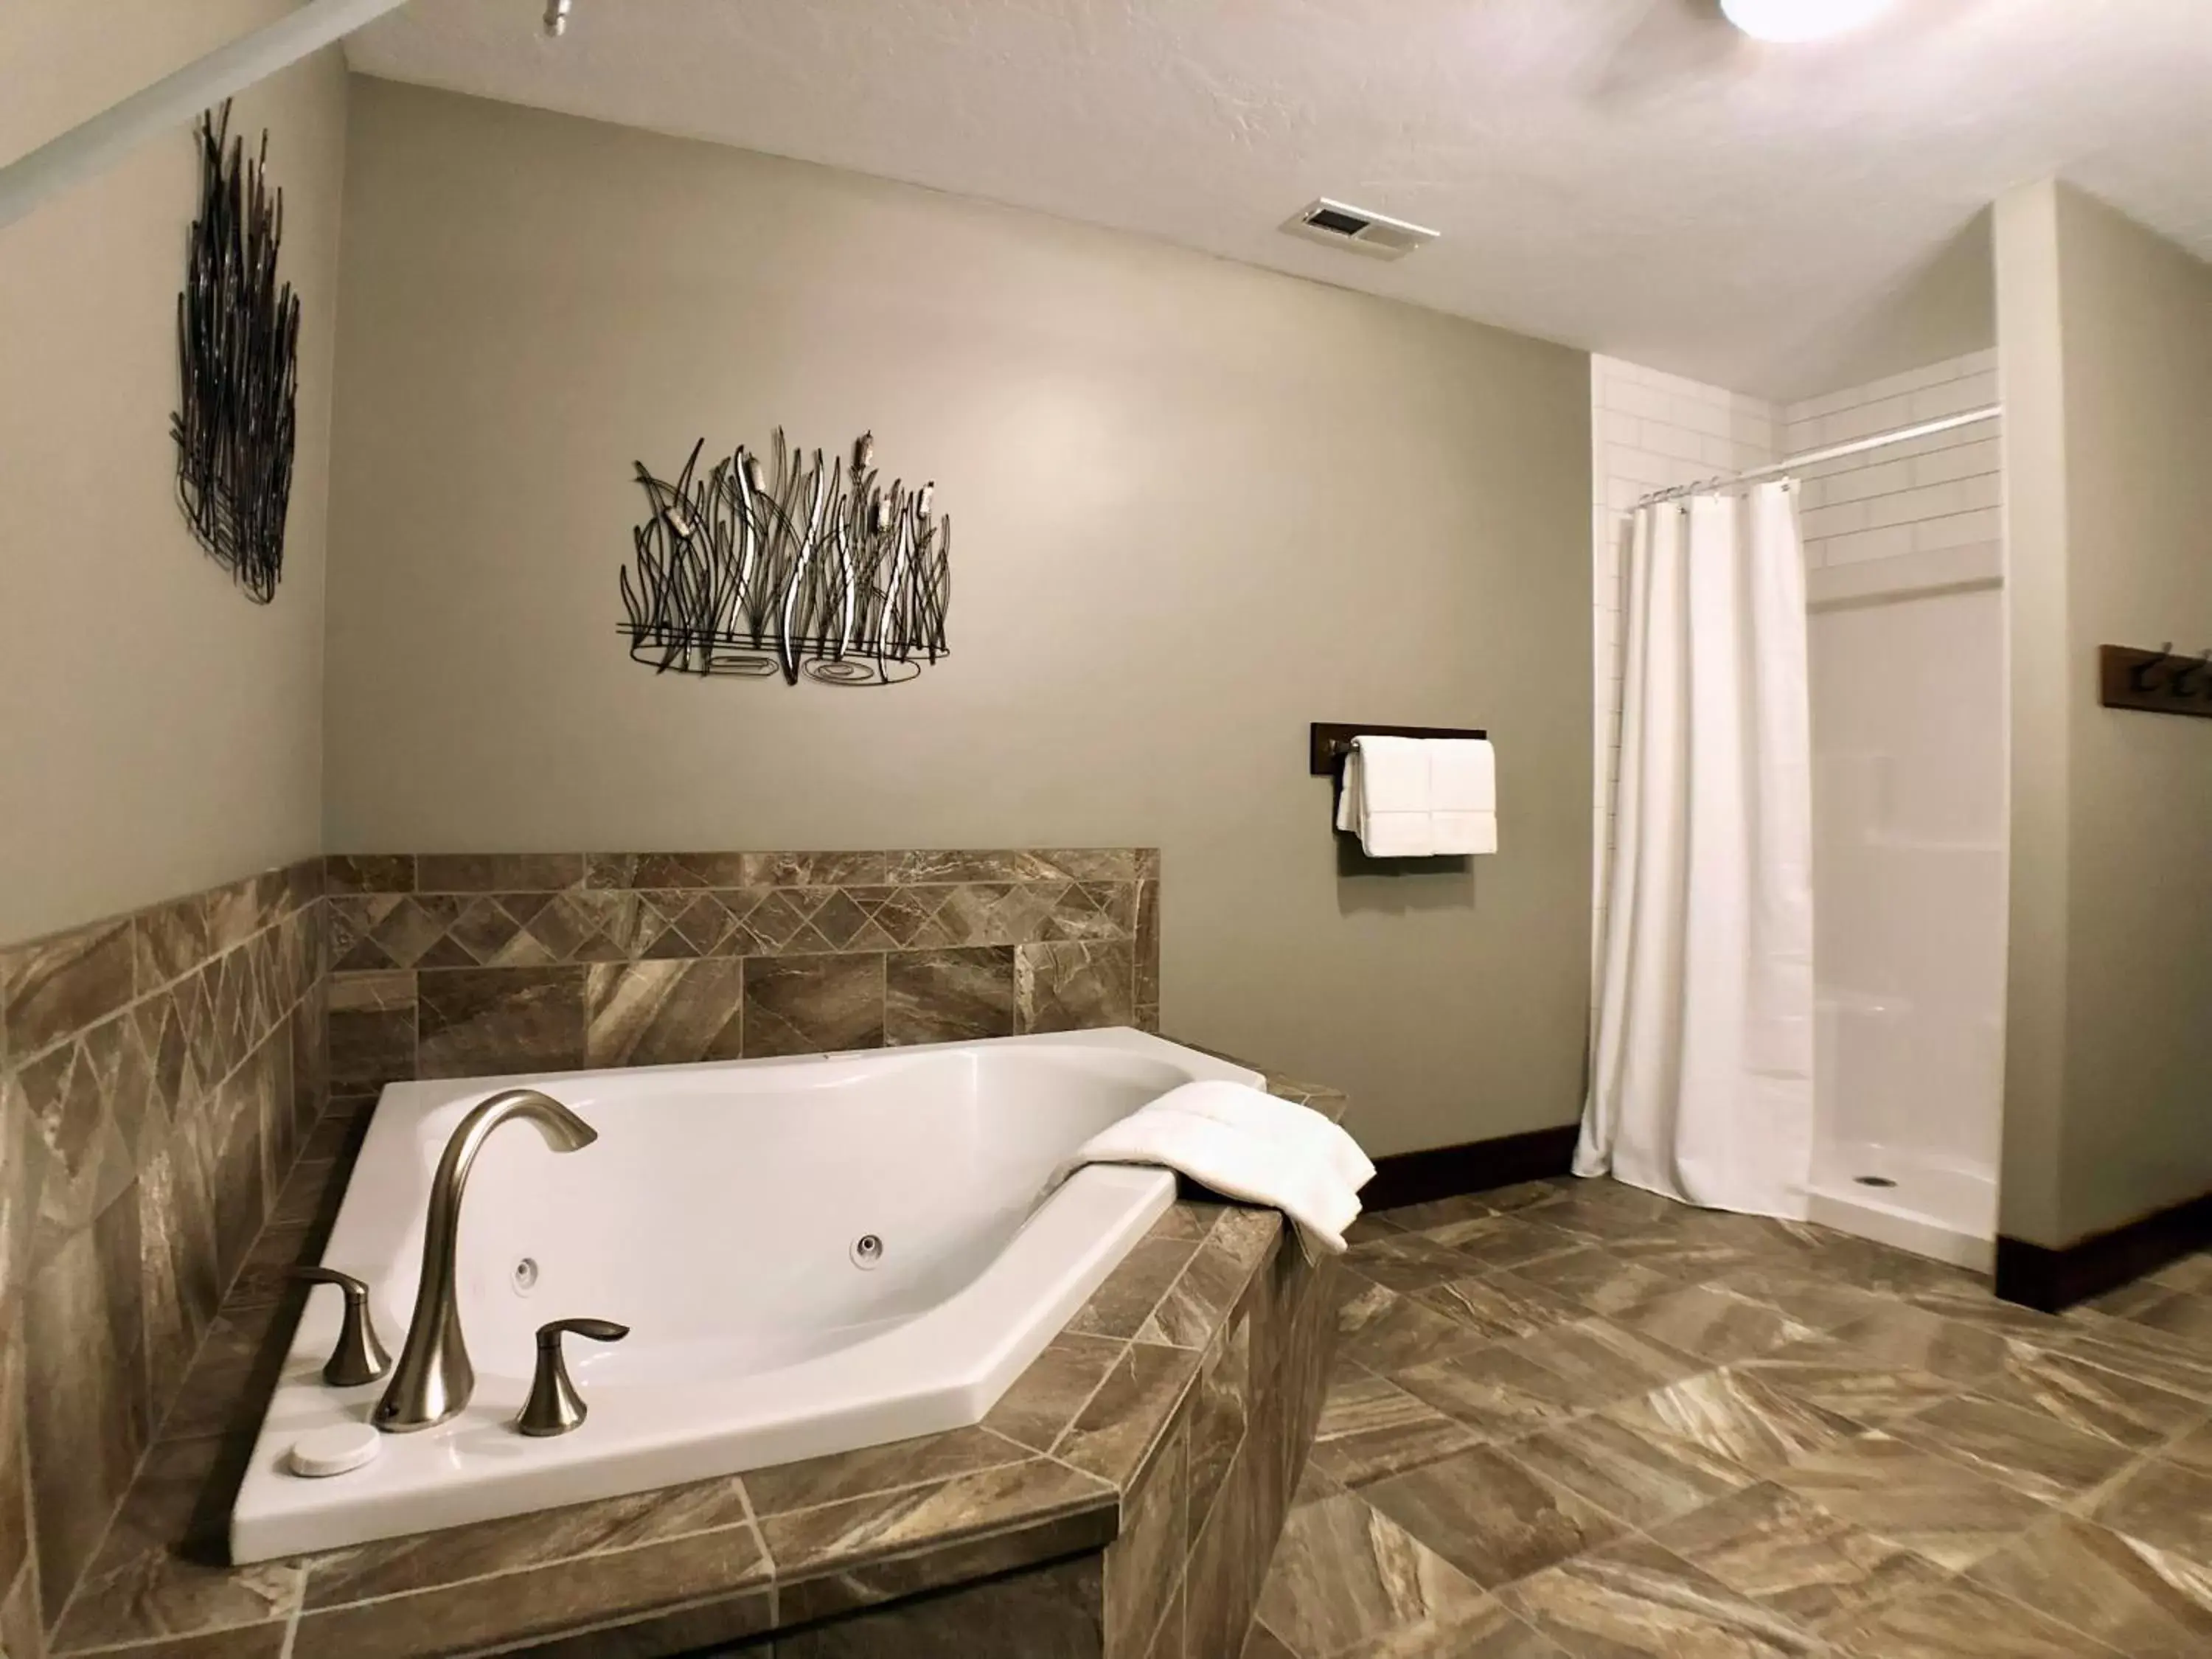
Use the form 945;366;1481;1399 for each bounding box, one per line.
1245;1178;2212;1659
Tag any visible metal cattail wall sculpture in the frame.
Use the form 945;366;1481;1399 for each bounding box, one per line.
620;431;952;686
172;102;301;605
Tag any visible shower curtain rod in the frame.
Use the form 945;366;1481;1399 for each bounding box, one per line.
1632;404;2002;510
0;0;411;230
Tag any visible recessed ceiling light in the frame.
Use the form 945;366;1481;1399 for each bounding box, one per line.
1720;0;1897;43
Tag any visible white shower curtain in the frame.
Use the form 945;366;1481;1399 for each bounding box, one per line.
1576;482;1815;1219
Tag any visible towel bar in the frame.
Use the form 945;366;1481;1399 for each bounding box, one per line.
1310;722;1488;776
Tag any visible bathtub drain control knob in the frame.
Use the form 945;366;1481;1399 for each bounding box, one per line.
288;1424;382;1479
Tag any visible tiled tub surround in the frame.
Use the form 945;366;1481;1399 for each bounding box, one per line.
1252;1179;2212;1658
324;849;1161;1107
31;1068;1344;1658
0;861;329;1658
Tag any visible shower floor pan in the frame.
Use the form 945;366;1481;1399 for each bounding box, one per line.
1808;1138;1994;1273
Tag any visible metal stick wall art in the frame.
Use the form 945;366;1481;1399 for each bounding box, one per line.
172;102;301;605
620;431;951;686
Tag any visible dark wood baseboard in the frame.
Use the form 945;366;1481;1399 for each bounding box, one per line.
1364;1124;1581;1212
1995;1188;2212;1312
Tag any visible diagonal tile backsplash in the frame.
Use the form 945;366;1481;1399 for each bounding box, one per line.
322;848;1160;1106
0;859;327;1652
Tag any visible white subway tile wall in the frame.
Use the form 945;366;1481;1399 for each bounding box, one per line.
1786;350;2003;594
1586;348;2002;987
1587;358;1779;960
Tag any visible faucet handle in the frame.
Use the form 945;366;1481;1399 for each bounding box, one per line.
516;1318;630;1438
291;1267;393;1387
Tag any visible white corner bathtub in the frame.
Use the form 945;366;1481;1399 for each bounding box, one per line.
229;1028;1261;1563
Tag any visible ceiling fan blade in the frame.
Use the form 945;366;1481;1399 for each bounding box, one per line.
1585;0;1753;107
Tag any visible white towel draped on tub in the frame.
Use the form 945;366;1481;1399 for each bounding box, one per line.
1044;1081;1374;1258
1158;1079;1376;1192
1335;735;1498;857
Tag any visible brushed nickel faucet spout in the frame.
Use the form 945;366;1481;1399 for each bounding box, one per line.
374;1088;597;1433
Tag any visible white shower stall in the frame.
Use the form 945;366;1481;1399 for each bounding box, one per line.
1588;351;2008;1268
1792;358;2008;1267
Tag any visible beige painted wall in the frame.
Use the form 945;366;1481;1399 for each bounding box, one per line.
1996;180;2212;1247
324;80;1593;1157
1767;212;1995;404
0;6;345;945
1992;181;2070;1248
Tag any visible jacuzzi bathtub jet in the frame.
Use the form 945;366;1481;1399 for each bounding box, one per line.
229;1027;1259;1562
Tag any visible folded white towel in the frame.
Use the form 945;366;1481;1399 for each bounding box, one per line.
1428;739;1498;855
1045;1086;1371;1258
1432;810;1498;855
1429;740;1495;813
1354;804;1435;858
1335;737;1436;856
1348;735;1431;811
1333;746;1374;832
1335;735;1498;857
1144;1080;1375;1192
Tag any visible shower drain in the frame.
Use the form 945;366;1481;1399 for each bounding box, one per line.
1853;1175;1899;1189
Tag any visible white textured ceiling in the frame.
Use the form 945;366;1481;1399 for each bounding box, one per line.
345;0;2212;398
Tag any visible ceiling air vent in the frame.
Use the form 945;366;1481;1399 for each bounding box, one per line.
1281;198;1439;261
